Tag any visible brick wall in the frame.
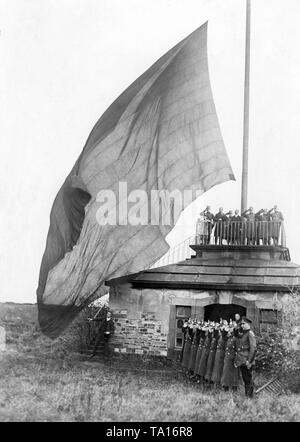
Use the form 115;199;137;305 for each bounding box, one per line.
111;309;168;356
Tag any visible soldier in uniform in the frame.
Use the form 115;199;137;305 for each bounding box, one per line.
255;208;269;245
231;209;242;244
194;325;206;381
200;206;214;244
197;324;213;383
213;207;228;245
221;326;240;391
204;325;219;386
242;207;256;245
234;317;256;398
90;310;115;359
268;205;284;246
188;322;201;377
211;325;228;388
224;210;234;244
181;319;194;372
180;319;189;362
233;313;243;338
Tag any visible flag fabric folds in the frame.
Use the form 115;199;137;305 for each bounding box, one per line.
37;22;235;338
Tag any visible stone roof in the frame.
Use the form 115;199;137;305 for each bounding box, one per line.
106;245;300;292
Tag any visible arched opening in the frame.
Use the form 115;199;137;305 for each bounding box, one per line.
204;304;246;322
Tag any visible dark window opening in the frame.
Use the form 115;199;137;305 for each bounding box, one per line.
204;304;246;322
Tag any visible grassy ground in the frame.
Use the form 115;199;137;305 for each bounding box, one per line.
0;303;299;422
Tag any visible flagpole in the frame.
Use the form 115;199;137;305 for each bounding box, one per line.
241;0;251;213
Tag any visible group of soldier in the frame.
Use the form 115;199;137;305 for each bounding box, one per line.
180;314;256;398
196;205;284;246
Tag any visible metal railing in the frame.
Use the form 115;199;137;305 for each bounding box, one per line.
195;220;286;247
150;235;195;269
149;221;287;269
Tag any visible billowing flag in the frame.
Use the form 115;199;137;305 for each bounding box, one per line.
37;22;235;338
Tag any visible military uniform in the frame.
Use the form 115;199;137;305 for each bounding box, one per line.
221;334;240;389
180;323;188;362
92;315;115;357
181;326;193;369
242;210;256;245
200;210;214;244
269;210;284;245
194;330;206;376
230;215;242;244
213;212;228;245
224;214;233;244
255;210;269;245
234;329;256;398
204;329;219;383
197;331;212;378
188;327;201;373
233;320;243;338
211;330;227;385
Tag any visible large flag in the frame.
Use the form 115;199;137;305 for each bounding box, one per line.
37;22;235;338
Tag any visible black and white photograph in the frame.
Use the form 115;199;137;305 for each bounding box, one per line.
0;0;299;425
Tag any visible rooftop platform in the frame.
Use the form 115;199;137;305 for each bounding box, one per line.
190;244;291;261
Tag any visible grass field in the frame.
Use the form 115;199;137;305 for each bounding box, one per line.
0;303;299;422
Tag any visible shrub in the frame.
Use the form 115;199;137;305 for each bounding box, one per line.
255;288;300;393
63;298;110;352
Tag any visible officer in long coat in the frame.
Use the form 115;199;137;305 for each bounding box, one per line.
194;327;206;381
211;327;228;386
180;319;188;362
231;210;242;244
268;206;284;246
255;208;269;245
221;327;240;391
181;320;194;371
188;323;201;375
224;210;234;244
242;207;256;245
234;317;257;398
90;309;115;359
204;326;219;385
213;208;228;245
197;326;213;381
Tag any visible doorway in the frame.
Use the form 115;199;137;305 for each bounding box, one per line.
204;304;246;322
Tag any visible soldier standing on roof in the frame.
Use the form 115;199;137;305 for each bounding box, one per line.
242;207;256;245
231;209;242;244
234;317;257;398
200;206;214;244
268;205;284;246
213;207;228;245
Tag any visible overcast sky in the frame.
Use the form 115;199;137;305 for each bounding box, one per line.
1;0;300;303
